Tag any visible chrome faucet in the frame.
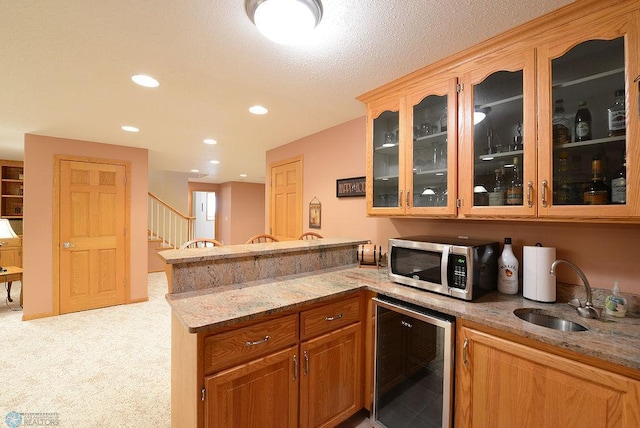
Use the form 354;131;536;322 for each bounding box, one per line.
550;259;602;319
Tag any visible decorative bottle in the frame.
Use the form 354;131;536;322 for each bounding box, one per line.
439;106;448;133
552;99;571;145
604;281;627;317
498;237;519;295
583;158;609;205
607;89;625;137
611;153;626;204
506;157;523;205
554;151;573;205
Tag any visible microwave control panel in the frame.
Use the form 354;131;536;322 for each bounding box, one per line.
448;254;467;289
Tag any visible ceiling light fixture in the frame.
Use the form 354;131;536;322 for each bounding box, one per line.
121;125;139;132
245;0;323;45
249;105;268;115
203;138;217;145
131;74;159;88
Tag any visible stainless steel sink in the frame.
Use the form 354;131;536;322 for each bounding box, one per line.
514;308;588;332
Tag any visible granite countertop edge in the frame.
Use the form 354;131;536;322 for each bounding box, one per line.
159;238;369;264
166;266;640;372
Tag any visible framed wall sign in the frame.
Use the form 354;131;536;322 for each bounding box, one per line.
336;176;366;198
309;197;321;229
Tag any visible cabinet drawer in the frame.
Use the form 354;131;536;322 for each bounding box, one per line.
204;314;298;374
300;296;361;340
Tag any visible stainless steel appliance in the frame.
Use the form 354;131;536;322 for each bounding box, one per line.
388;235;499;301
373;296;455;428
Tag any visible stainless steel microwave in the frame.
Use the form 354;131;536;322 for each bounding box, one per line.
388;236;499;301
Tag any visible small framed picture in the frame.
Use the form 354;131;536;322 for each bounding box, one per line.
309;198;321;229
336;176;366;198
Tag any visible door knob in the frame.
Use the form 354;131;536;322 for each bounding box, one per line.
63;242;76;249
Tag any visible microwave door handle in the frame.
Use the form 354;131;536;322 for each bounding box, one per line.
441;245;450;289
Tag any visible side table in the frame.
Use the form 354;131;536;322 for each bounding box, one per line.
3;266;24;306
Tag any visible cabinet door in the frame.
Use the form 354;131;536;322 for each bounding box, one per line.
537;10;640;218
405;76;458;216
456;326;640;428
458;47;537;218
367;96;405;215
205;346;298;428
299;323;362;428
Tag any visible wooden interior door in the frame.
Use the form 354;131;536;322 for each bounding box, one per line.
58;159;127;314
269;157;302;240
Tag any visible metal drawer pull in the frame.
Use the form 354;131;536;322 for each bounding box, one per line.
304;350;309;375
463;338;469;368
245;335;270;346
293;354;298;380
325;313;343;321
399;190;403;207
541;180;548;207
527;181;533;208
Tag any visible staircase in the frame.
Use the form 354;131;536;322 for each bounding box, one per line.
148;192;195;272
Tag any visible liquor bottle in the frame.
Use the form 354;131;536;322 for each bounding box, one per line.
552;99;571;145
607;89;626;137
489;168;505;206
583;158;609;204
506;157;523;205
611;153;626;204
497;237;519;295
574;101;592;142
554;151;573;205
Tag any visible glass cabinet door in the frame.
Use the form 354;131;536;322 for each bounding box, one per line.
459;48;536;217
406;77;457;216
369;100;402;213
537;21;636;218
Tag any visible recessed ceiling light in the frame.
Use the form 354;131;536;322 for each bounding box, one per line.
203;138;217;145
240;173;248;178
210;160;220;164
191;169;200;173
131;74;159;88
121;125;139;132
249;105;268;115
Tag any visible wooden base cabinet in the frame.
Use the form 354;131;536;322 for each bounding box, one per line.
172;293;364;428
300;323;361;428
455;322;640;427
205;346;299;428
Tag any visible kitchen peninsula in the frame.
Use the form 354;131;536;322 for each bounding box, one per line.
163;239;640;428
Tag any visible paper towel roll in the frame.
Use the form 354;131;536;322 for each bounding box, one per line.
523;245;557;302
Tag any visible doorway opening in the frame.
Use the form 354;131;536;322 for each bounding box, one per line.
193;191;216;239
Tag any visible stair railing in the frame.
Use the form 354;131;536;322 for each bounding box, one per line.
148;192;195;248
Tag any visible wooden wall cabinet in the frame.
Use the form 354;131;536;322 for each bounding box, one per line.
173;293;364;428
360;0;640;222
455;322;640;427
0;160;24;235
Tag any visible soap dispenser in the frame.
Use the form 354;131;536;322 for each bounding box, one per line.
604;281;628;317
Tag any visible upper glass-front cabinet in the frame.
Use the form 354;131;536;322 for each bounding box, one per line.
367;78;457;216
459;48;537;217
537;14;638;218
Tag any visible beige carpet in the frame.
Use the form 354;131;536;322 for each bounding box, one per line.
1;273;171;427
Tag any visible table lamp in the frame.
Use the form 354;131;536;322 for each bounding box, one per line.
0;219;18;272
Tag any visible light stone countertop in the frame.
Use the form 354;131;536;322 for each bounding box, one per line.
166;265;640;372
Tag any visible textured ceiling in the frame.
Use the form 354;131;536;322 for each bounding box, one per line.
0;0;572;183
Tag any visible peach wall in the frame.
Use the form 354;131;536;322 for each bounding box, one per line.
266;117;640;294
227;182;265;245
23;134;149;318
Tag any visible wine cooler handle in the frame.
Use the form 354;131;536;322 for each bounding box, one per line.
527;181;533;208
399;190;403;208
463;338;469;368
541;180;548;208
